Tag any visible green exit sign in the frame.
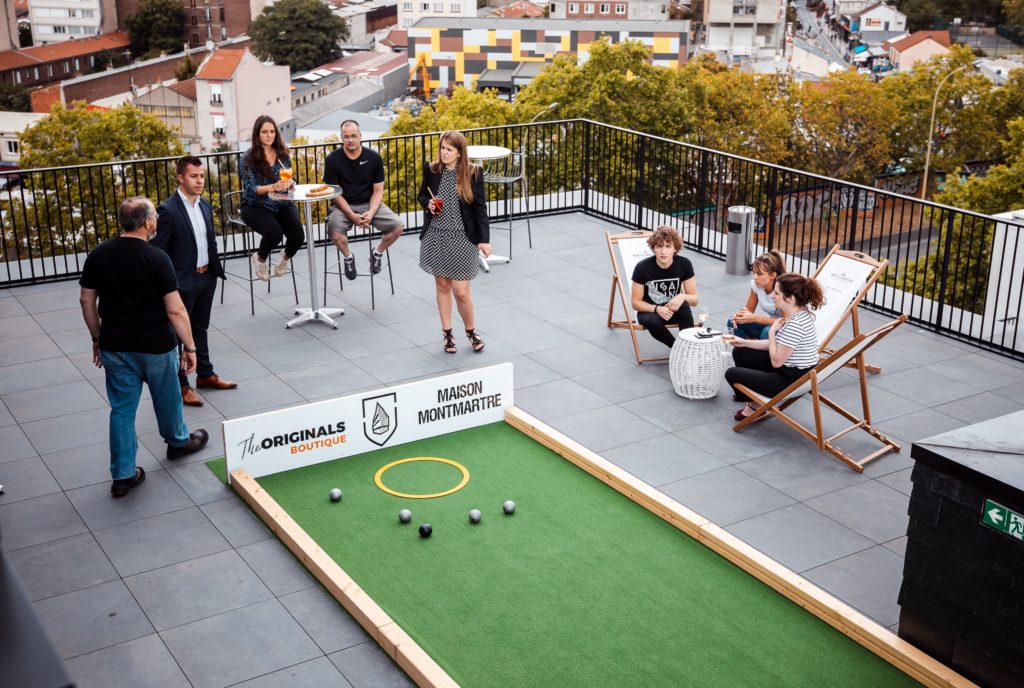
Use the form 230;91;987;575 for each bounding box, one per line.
981;499;1024;542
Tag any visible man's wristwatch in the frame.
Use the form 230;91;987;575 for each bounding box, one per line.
91;336;98;343
183;346;197;353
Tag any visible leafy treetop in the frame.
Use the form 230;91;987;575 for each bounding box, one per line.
249;0;348;74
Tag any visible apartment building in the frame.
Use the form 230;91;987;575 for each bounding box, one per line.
115;0;253;47
398;0;475;30
548;0;667;21
29;0;117;44
698;0;785;61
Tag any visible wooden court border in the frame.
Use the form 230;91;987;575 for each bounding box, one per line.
229;406;976;688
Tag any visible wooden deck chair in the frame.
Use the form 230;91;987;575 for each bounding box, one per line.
606;230;678;364
733;314;908;472
810;245;889;374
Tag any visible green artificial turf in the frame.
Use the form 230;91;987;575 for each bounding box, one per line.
209;423;920;688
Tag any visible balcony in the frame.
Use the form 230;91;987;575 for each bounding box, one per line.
0;120;1022;686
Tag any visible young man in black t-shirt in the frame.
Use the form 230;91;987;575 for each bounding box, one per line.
323;120;404;278
79;197;209;498
630;226;699;348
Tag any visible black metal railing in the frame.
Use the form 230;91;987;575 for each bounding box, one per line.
2;119;1021;359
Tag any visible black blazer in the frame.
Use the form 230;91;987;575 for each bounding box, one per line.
417;163;489;245
153;191;225;294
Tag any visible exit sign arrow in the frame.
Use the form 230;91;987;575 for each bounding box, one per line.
981;499;1024;542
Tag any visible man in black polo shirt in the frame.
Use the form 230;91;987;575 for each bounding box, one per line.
323;120;404;278
79;197;209;498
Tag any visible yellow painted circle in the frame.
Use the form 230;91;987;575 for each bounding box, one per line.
374;457;470;499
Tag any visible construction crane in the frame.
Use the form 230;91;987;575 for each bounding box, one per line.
409;53;431;101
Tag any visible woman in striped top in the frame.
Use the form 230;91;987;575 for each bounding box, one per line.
725;273;825;421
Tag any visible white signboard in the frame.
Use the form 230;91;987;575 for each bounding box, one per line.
814;254;876;346
223;363;514;481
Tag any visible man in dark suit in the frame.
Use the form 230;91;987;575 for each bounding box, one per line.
153;155;237;407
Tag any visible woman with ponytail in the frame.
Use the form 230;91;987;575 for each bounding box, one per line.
725;273;825;420
728;250;787;340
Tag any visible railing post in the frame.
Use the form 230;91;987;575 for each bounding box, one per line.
635;135;646;230
696;149;709;252
765;167;778;252
934;208;957;333
845;187;860;251
583;121;591;212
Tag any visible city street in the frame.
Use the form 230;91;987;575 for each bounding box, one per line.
796;0;849;65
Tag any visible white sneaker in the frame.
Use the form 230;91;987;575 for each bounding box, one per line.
251;253;269;282
273;254;290;278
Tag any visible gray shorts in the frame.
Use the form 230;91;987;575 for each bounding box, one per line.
327;203;403;237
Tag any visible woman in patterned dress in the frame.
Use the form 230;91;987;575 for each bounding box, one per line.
417;131;492;354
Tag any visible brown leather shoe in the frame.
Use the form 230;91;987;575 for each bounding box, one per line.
196;374;238;390
181;385;204;407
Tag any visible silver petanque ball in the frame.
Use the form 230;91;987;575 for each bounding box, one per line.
398;509;412;523
502;500;516;515
468;509;482;524
329;488;342;502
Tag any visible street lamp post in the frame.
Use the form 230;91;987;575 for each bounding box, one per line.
920;64;970;200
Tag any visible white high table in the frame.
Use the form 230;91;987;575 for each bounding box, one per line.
270;184;344;329
466;144;512;272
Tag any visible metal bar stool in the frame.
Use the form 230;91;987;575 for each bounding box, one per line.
481;151;532;260
219;190;298;315
322;225;395;310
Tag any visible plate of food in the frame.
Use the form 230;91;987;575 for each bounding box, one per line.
290;183;340;200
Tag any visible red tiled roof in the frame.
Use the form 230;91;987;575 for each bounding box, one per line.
170;78;197;101
196;49;246;80
0;32;130;71
489;1;545;18
887;30;951;53
381;29;407;49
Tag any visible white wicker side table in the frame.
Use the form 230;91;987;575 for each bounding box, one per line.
669;328;730;399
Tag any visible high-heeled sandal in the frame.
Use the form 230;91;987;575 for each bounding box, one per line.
442;329;457;354
466;329;485;352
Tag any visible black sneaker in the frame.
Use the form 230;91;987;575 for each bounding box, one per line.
369;251;383;275
344;255;357;280
111;467;146;498
167;429;209;460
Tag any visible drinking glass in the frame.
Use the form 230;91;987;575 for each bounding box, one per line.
698;307;710;330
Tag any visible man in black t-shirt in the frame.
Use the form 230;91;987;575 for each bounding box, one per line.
79;197;209;498
630;226;699;348
323;120;404;279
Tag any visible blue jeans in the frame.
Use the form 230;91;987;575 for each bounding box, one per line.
101;349;189;480
727;318;770;340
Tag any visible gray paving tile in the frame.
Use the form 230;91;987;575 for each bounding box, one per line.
161;599;322;688
328;641;415;688
470;301;543;329
42;441;163;491
374;314;454;347
233;656;352;688
878;329;973;365
621;390;731;433
933;392;1024;425
0;400;13;427
237;538;317;596
94;507;231;577
925;352;1024;390
33;579;154;660
66;469;193;531
0;492;87;551
0;333;63;366
727;503;875;573
201;350;272;384
280;585;370;655
659;466;795;525
0;454;60;503
145;423;225;469
877;467;914;497
50;328;96;356
125;550;273;631
570;363;674;404
674;416;799;465
33;306;100;335
7;532;118;602
323;326;418;358
805;480;910;544
62;634;191;688
249;338;346;374
0;313;45;340
348;346;453;385
185;376;306;421
513;378;612;421
822;382;928;423
15;287;79;314
0;422;37;463
0;296;26;318
279;360;382;400
503;354;562;389
735;445;871;502
200;496;272;547
0;357;83;396
486;320;581;354
872;366;984;407
883;535;908;557
20;407;110;454
803;545;906;627
603;434;726;487
548;404;663;452
874;408;968;445
992;379;1024;405
528;340;627;378
167;460;233;505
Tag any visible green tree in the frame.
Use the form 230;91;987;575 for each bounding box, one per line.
175;53;199;81
789;70;897;184
1008;0;1024;28
0;84;31;112
4;103;184;262
90;48;130;74
249;0;348;73
18;23;31;48
125;0;186;57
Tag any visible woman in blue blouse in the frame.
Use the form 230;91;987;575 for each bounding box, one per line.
240;115;303;281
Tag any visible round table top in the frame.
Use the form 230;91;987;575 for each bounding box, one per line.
676;327;724;344
269;184;342;203
466;145;512;161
